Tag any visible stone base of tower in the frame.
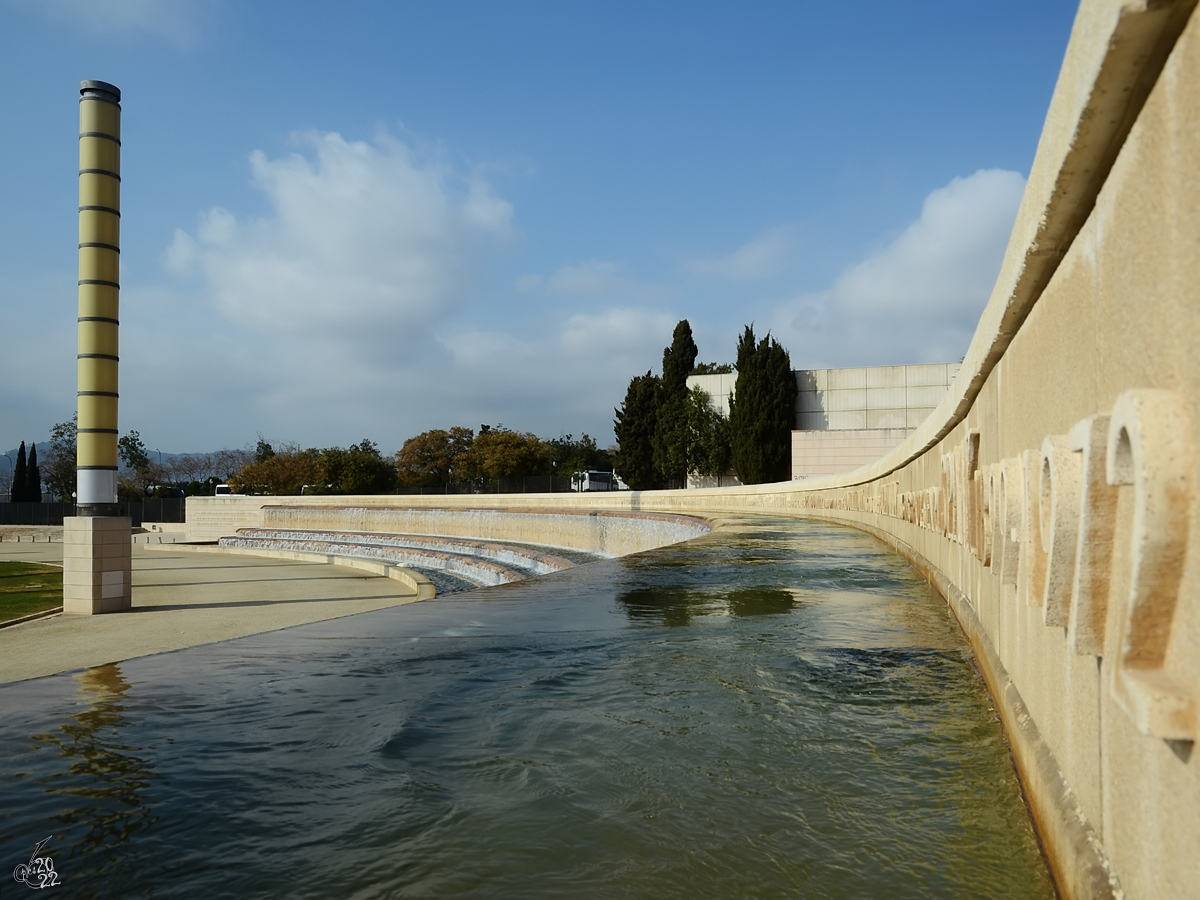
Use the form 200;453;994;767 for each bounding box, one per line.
63;516;132;615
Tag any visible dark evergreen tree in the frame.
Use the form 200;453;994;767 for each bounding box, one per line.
12;442;28;502
26;443;42;502
653;320;698;486
661;319;698;389
614;371;661;490
728;325;797;484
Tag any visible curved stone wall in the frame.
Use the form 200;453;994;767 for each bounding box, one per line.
185;2;1198;896
187;503;711;558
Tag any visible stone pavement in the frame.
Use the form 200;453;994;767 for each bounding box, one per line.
0;541;421;685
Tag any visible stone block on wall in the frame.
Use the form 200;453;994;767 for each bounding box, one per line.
905;363;953;386
824;388;868;411
907;384;951;407
790;427;913;478
866;386;907;408
866;365;907;388
867;408;908;429
907;407;937;428
827;410;867;430
827;367;868;390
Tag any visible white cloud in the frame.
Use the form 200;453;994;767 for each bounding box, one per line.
3;0;214;45
686;225;795;281
435;307;677;434
545;260;626;296
559;307;676;356
513;259;670;304
443;307;674;378
168;130;514;341
132;128;679;448
88;127;552;449
770;169;1026;367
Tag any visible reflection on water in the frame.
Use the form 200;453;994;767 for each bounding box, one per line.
619;586;797;624
17;665;162;896
0;517;1054;898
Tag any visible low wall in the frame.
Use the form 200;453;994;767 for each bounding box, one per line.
185;2;1198;897
186;501;711;558
220;530;580;588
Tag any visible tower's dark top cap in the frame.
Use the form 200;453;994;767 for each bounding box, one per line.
80;80;121;102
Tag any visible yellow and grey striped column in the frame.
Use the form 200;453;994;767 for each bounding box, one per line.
77;80;121;515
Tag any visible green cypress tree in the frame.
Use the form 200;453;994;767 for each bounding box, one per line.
614;371;661;490
759;334;798;482
661;319;698;389
653;320;698;486
27;443;42;502
729;326;763;483
728;326;797;484
12;442;28;502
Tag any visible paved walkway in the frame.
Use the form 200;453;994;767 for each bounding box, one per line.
0;541;421;685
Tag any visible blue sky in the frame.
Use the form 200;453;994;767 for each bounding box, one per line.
0;0;1078;455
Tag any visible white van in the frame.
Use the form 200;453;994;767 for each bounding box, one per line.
576;471;617;492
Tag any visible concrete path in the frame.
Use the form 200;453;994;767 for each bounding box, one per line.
0;541;421;685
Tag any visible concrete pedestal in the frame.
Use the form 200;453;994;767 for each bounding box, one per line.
63;516;132;615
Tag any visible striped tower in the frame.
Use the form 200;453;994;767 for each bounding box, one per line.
76;80;122;514
64;80;131;615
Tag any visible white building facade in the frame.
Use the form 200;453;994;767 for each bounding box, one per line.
686;362;960;483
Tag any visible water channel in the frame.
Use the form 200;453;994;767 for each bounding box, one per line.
1;516;1054;897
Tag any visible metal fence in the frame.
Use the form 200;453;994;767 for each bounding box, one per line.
0;499;186;527
396;476;598;495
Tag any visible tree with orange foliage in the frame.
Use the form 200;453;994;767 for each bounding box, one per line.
229;445;322;495
395;427;474;487
457;426;551;482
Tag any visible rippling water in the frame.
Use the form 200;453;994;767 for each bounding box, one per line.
0;517;1054;898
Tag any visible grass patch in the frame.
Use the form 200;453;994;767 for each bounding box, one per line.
0;561;64;623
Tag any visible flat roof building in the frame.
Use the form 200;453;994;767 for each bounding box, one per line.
687;362;960;483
